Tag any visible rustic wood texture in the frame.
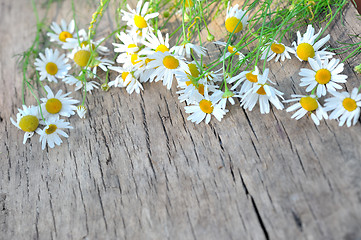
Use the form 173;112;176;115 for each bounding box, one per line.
1;0;361;239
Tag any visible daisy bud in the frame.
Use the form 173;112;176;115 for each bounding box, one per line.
207;34;215;42
163;11;170;18
77;106;87;119
354;64;361;74
101;83;110;91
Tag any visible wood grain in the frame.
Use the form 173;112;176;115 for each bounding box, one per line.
1;0;361;239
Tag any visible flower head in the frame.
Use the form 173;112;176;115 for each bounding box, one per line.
10;105;41;144
299;56;347;97
36;117;73;150
225;3;248;34
324;88;361;127
292;25;334;61
35;48;71;82
284;94;328;125
47;19;75;45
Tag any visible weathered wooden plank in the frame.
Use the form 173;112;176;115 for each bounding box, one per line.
1;0;361;240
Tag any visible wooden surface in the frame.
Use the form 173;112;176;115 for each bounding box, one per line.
1;0;361;239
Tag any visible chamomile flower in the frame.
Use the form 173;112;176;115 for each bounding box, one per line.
69;45;93;68
77;106;87;119
170;42;207;58
261;40;295;63
86;57;114;78
40;86;79;118
199;69;223;85
48;19;75;45
284;94;328;125
36;117;73;150
225;3;248;34
299;56;348;97
139;30;170;55
62;75;99;93
212;89;240;110
241;69;284;114
228;66;260;94
113;32;140;64
133;57;156;83
214;41;246;62
146;51;189;89
10;105;40;144
324;88;361;127
109;66;143;94
185;90;227;124
121;0;159;37
35;48;71;82
293;25;334;61
63;29;110;55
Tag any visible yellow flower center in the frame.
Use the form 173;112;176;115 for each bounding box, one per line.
225;17;243;33
300;96;318;112
74;50;91;67
45;62;58;75
80;41;96;50
19;115;39;132
122;72;129;81
187;63;200;77
45;124;57;135
131;54;141;65
315;69;331;85
134;15;147;29
342;98;357;112
59;31;73;42
128;44;137;49
199;99;214;114
185;0;194;8
45;98;62;114
270;43;285;54
256;86;267;95
246;72;258;83
198;84;205;95
155;44;169;53
227;45;240;55
163;55;179;69
296;43;315;61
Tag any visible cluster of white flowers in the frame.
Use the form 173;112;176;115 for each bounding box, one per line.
11;0;361;150
11;17;114;149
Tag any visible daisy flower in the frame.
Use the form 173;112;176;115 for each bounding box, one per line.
121;0;159;37
62;75;99;93
214;41;246;62
185;89;227;124
284;94;328;125
225;3;248;34
139;30;170;55
40;86;79;118
47;19;75;45
299;56;348;97
86;57;114;78
293;24;334;61
199;68;223;85
113;32;140;64
10;105;40;144
261;40;295;63
228;66;260;94
212;89;240;110
324;88;361;127
77;106;87;119
133;57;157;83
108;66;143;94
241;69;284;114
34;48;71;82
36;117;73;150
170;41;207;59
146;51;189;89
